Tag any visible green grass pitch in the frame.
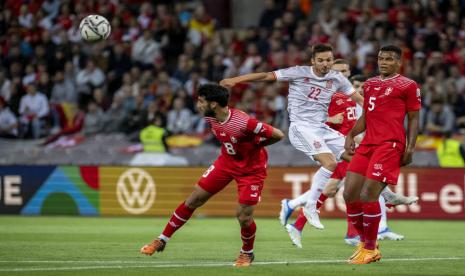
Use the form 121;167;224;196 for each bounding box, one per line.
0;216;464;275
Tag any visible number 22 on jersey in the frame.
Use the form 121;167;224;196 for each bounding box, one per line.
308;86;321;100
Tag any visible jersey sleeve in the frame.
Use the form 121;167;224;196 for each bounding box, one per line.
273;66;301;82
337;74;355;96
246;117;273;138
405;81;422;111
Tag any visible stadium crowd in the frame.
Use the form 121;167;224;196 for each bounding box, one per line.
0;0;464;144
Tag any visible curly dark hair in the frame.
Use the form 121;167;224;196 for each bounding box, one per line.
197;84;230;107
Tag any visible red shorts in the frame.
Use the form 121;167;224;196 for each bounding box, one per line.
331;160;349;180
347;142;404;185
197;159;267;206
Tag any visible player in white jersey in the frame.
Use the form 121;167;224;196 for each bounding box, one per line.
221;44;364;230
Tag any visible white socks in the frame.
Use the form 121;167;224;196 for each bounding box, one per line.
289;167;333;209
378;196;388;232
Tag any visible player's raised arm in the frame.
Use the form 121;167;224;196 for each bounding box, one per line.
220;72;276;88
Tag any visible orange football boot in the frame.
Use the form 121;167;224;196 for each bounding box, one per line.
140;239;166;256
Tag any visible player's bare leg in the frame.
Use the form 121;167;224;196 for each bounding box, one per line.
234;204;256;267
343;171;366;260
349;179;385;264
302;153;336;230
140;185;213;256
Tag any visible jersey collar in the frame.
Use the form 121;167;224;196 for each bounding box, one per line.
379;74;400;81
219;108;232;125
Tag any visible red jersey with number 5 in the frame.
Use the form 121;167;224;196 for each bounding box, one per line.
362;74;421;146
205;108;273;171
326;92;357;136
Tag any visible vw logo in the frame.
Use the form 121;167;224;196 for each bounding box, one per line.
116;168;156;214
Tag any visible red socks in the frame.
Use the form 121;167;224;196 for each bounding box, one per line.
316;194;328;210
362;201;381;250
241;220;256;252
293;209;307;231
345;201;364;242
161;202;195;239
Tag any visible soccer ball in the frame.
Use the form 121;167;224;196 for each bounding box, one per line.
79;15;111;42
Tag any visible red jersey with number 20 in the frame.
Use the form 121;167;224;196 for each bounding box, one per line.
362;74;421;146
326;92;357;136
205;108;274;172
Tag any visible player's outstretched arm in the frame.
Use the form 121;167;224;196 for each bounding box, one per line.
402;110;420;166
220;72;276;88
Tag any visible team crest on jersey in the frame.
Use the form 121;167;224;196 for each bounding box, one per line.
326;80;333;89
231;136;237;143
384;87;393;96
313;141;322;149
336;99;344;105
304;77;310;83
374;163;383;170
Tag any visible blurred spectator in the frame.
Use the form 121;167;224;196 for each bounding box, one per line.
167;97;192;134
123;95;147;135
81;100;105;136
425;98;456;136
140;115;170;152
188;5;215;46
184;69;208;98
0;96;18;138
76;60;106;90
102;93;126;133
19;84;49;139
50;71;77;104
0;70;12;102
131;29;161;68
259;0;282;29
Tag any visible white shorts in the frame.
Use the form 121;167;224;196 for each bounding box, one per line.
288;122;345;161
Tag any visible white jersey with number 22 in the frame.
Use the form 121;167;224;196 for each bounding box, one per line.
274;66;354;125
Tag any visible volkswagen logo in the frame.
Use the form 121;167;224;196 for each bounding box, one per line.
116;168;156;214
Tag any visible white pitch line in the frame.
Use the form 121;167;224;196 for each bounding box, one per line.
0;257;464;272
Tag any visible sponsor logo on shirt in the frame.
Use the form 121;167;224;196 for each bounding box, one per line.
231;136;237;143
374;87;381;91
372;172;381;177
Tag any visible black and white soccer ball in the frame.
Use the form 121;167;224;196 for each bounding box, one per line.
79;15;111;42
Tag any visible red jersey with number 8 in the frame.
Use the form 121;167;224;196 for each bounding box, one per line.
362;74;421;146
205;108;273;171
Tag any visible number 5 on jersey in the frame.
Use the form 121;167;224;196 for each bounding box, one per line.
368;96;376;111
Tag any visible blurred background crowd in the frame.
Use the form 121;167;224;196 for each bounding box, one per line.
1;0;464;147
